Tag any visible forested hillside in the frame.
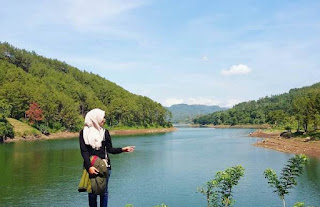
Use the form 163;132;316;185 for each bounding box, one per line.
166;104;227;123
0;42;171;137
194;83;320;132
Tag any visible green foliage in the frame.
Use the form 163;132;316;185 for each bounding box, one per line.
0;119;14;140
194;84;320;133
293;202;314;207
264;154;308;207
293;202;305;207
20;128;41;138
198;165;245;207
0;100;14;140
33;123;50;135
0;42;172;133
154;204;168;207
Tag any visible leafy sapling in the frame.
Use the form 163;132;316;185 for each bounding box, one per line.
198;165;245;207
264;154;308;207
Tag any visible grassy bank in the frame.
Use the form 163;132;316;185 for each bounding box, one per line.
6;118;42;138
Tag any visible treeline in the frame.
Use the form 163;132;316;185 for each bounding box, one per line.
166;104;228;123
0;42;171;137
194;83;320;132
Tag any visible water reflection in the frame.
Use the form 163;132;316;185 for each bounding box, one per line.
1;129;320;207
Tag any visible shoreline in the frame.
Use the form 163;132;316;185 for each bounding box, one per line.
250;130;320;158
191;124;270;129
3;127;177;143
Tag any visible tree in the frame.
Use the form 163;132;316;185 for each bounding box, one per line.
198;165;245;207
267;110;289;126
26;102;43;124
0;120;14;141
0;42;172;131
292;95;315;132
264;154;308;207
0;100;14;141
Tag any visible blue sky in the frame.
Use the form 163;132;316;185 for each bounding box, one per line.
1;0;320;107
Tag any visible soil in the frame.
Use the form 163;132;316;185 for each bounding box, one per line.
250;130;320;158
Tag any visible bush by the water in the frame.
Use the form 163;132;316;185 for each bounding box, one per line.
0;118;14;141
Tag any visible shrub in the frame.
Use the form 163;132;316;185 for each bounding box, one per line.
0;119;14;141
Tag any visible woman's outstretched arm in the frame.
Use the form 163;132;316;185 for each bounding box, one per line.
105;130;135;153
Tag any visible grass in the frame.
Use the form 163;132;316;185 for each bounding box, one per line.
262;128;285;133
6;118;41;138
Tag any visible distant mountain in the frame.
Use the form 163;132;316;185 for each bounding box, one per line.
166;104;228;123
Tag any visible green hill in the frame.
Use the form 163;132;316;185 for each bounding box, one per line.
0;42;171;137
194;83;320;132
166;104;227;123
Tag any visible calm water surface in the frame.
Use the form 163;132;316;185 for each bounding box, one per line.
1;128;320;207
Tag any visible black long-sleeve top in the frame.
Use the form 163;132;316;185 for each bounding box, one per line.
79;129;123;171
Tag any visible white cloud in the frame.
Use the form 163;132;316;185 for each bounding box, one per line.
26;0;147;40
223;99;242;108
65;0;146;27
221;64;252;76
162;98;184;107
187;97;221;106
185;97;242;108
65;56;146;73
202;55;209;61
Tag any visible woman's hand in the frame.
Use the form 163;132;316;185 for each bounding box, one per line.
88;166;99;175
122;146;135;152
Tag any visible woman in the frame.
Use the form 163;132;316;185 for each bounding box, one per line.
79;108;135;207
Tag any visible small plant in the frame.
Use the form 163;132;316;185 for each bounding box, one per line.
285;126;292;132
198;165;245;207
154;204;168;207
264;154;308;207
293;202;314;207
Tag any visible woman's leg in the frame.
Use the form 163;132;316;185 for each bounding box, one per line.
88;193;98;207
101;170;111;207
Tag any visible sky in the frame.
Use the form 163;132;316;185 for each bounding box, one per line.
1;0;320;107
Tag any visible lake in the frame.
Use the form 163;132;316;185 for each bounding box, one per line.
1;128;320;207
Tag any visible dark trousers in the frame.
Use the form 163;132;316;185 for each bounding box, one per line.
88;170;111;207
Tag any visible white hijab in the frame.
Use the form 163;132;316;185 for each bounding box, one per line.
83;108;105;150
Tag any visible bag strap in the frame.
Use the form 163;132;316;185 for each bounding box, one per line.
90;155;98;166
